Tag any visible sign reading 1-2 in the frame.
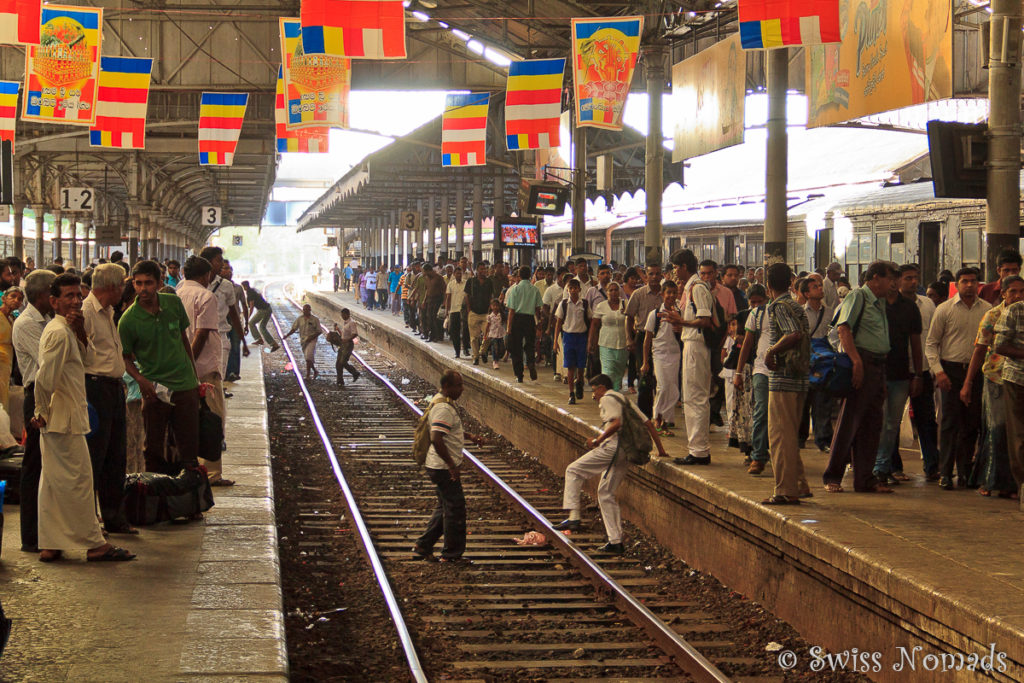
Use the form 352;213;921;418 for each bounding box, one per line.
60;187;94;212
201;206;222;227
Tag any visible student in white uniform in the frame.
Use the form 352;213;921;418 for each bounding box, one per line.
672;249;714;465
554;373;668;553
641;280;682;434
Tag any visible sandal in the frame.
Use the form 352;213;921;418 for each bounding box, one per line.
824;483;844;493
210;479;235;487
88;546;136;562
39;550;63;563
655;425;674;437
762;495;801;505
978;488;992;497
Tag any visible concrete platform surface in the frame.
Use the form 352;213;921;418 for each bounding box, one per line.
0;351;287;682
311;287;1024;683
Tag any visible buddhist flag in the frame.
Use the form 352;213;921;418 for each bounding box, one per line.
0;81;17;149
300;0;406;59
89;57;152;149
23;5;102;125
505;58;564;151
738;0;840;49
442;93;489;168
0;0;40;45
571;16;642;131
276;66;328;153
198;92;248;166
279;17;351;129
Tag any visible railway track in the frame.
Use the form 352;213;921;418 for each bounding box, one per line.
268;284;741;681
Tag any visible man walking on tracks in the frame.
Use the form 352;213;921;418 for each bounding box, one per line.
413;370;484;563
554;374;667;554
284;304;323;381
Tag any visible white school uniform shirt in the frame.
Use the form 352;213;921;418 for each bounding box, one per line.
680;274;713;342
556;297;589;334
644;303;682;356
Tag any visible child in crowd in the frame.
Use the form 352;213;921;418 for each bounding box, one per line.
554;278;590;405
536;306;552;367
641;280;681;435
480;299;507;370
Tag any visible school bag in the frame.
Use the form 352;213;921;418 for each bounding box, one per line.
689;281;728;367
412;394;453;467
122;467;215;525
810;294;866;398
607;394;652;468
557;298;590;331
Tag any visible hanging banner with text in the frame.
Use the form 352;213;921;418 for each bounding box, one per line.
570;16;642;131
671;33;746;162
806;0;952;128
280;17;351;130
22;5;101;125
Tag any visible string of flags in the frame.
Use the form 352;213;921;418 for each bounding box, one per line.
0;0;842;167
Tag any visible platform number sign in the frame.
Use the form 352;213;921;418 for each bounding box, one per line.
232;235;243;246
60;187;94;212
202;206;222;227
400;210;420;232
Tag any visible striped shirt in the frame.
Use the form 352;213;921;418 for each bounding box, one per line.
767;292;810;393
424;400;464;469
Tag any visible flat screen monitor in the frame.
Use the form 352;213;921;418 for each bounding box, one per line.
499;218;542;248
525;183;569;216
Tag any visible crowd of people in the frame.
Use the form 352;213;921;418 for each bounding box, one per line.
11;246;260;563
342;247;1024;512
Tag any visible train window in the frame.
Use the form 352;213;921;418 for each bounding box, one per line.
858;234;871;262
962;228;981;268
875;234;889;260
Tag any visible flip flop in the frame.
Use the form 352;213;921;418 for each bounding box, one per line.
88;546;136;562
762;495;801;505
824;483;844;493
210;479;235;487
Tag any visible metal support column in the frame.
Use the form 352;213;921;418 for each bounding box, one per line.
427;197;436;264
12;200;23;261
69;219;78;266
440;194;450;261
415;199;424;261
572;121;587;255
455;186;465;259
493;175;504;265
764;47;789;266
128;209;140;265
986;0;1023;278
53;210;63;262
644;44;666;265
33;206;45;270
91;222;99;261
472;175;483;264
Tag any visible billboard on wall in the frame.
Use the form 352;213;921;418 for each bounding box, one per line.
671;33;746;163
806;0;952;128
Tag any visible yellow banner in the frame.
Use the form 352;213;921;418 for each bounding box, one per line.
806;0;952;128
671;33;745;163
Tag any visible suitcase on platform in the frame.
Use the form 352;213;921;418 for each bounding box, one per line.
122;467;214;525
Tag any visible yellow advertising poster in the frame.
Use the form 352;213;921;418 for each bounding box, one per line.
671;33;745;163
279;17;351;130
22;5;102;125
806;0;952;128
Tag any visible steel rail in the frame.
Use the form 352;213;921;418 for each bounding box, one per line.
279;286;731;683
267;301;429;683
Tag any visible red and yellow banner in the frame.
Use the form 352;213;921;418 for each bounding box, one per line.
23;5;101;125
806;0;952;127
570;16;642;131
280;17;350;129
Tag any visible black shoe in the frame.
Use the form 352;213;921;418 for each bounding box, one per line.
568;395;576;405
552;519;581;531
597;542;624;554
957;477;970;489
473;357;480;366
517;376;524;383
223;389;233;398
529;365;538;381
675;455;711;466
351;371;360;382
925;472;941;482
412;545;437;561
728;437;739;449
455;353;460;359
939;477;954;490
575;384;584;399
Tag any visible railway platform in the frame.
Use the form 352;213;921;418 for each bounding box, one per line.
0;351;287;682
310;287;1024;682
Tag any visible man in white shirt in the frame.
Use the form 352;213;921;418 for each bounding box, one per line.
554;374;667;554
542;271;565;375
925;267;991;489
177;256;232;486
34;273;134;562
444;266;468;358
82;263;135;532
332;308;361;386
799;276;834;452
14;269;56;552
823;262;843;309
670;249;714;465
641;280;682;431
733;284;770;473
413;371;483;562
199;246;248;383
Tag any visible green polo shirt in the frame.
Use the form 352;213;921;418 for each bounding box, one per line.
504;280;542;315
118;292;199;392
836;285;890;355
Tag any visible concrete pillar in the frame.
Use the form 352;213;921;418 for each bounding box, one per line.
572;122;587;255
91;221;100;261
415;199;424;261
472;175;483;264
69;219;78;267
493;174;505;265
12;200;24;261
644;44;666;265
53;210;63;262
440;194;450;261
426;196;435;264
33;206;44;269
986;0;1023;278
764;47;789;266
455;186;465;260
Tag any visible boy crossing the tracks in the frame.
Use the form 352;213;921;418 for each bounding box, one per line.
554;374;667;554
